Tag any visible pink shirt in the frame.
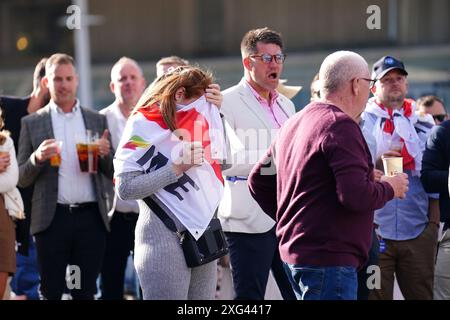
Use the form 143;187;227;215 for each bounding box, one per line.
245;80;289;129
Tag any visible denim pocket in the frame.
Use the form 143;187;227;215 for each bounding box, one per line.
337;267;358;300
291;266;325;300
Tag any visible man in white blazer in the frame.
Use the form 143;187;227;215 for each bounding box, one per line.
219;27;296;300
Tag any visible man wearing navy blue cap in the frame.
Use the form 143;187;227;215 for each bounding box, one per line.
362;56;438;300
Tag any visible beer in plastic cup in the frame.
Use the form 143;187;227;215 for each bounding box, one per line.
76;142;99;173
76;130;99;173
50;141;63;167
382;156;403;177
0;143;8;156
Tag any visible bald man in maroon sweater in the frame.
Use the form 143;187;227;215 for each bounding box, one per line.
248;51;409;300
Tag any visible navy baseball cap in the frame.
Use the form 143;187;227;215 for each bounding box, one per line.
372;56;408;80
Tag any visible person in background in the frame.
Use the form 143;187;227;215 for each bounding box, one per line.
218;27;296;300
362;55;438;300
98;57;146;300
417;95;448;125
420;96;450;300
249;51;408;300
156;56;189;78
0;57;49;300
17;53;113;300
0;109;20;299
248;51;409;300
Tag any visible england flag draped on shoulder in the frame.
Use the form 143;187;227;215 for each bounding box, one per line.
114;95;226;240
364;97;434;176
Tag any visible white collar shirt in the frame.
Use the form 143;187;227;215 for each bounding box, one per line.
50;99;96;204
100;102;139;213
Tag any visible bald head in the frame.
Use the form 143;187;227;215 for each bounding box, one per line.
109;57;146;113
111;57;143;81
319;51;369;98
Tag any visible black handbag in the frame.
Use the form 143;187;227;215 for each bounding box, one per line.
143;196;229;268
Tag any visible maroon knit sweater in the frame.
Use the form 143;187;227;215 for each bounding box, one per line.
248;102;394;269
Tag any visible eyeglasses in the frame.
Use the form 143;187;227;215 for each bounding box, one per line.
432;114;447;123
359;77;377;89
249;53;287;64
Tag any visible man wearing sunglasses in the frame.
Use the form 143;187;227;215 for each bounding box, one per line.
417;95;448;125
362;56;438;300
420;95;450;300
218;27;296;300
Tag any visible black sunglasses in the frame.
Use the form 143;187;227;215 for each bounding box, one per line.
433;114;447;123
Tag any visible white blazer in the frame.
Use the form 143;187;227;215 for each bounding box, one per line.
218;78;296;233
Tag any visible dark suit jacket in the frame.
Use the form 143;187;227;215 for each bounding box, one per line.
421;120;450;228
17;104;113;235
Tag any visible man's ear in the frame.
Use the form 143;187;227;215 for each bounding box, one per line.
351;78;359;96
37;77;47;93
370;84;377;96
243;57;253;72
42;76;49;89
110;81;115;94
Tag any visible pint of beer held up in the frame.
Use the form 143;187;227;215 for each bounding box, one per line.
76;130;99;174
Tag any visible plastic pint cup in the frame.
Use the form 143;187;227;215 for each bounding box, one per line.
76;142;99;173
50;141;63;167
76;130;99;173
382;156;403;176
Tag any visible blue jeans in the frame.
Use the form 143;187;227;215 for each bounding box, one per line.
10;236;40;300
283;264;358;300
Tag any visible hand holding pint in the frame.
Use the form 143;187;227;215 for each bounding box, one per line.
35;139;60;165
0;146;11;173
50;141;63;167
381;173;409;199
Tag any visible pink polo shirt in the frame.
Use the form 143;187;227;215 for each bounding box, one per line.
245;80;289;129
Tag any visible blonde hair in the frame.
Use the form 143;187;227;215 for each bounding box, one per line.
135;66;213;133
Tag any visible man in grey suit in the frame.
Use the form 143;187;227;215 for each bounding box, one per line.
219;27;296;300
17;53;113;300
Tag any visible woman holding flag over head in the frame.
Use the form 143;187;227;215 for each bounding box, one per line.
114;66;227;300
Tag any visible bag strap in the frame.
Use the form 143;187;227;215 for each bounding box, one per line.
142;196;178;233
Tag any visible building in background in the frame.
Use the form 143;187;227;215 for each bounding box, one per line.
1;0;449;109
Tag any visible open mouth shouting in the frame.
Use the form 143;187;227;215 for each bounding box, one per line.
268;72;279;81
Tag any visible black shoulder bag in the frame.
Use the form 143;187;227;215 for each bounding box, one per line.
143;196;229;268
